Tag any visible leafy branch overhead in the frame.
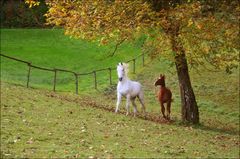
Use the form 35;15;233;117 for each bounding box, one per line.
26;0;239;72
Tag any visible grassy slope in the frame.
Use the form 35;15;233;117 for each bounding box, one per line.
0;29;141;92
1;82;239;158
1;29;239;158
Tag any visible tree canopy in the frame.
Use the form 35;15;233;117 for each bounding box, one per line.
26;0;239;72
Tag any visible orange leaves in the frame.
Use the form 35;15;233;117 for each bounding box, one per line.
177;1;239;72
100;37;109;45
42;0;239;72
195;23;202;30
187;19;194;27
44;0;160;42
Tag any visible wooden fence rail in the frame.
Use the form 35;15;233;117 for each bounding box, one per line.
0;52;148;94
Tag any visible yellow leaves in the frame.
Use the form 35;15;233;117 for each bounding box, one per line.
136;26;142;32
44;0;160;42
25;0;40;8
80;11;86;16
225;30;233;36
187;18;203;30
100;37;109;45
109;33;115;38
48;7;55;14
187;19;194;27
42;0;239;73
203;46;210;54
195;22;202;30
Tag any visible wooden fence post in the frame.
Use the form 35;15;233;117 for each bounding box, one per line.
108;68;112;85
93;71;97;89
53;69;57;92
74;73;79;94
27;63;31;88
133;59;136;74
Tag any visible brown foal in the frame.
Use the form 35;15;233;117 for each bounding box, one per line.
154;74;172;120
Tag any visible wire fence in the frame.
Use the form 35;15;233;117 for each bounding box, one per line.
0;52;148;94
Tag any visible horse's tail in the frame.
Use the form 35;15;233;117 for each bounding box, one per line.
137;90;146;114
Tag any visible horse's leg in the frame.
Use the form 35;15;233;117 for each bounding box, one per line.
138;91;146;115
131;98;137;117
125;94;131;116
115;92;122;113
166;101;171;120
160;102;166;119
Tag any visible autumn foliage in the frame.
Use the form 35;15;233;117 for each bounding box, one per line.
24;0;238;71
25;0;239;124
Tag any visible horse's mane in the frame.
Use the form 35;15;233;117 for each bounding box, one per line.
122;63;129;76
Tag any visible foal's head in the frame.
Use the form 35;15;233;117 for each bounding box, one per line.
154;74;166;87
117;62;128;81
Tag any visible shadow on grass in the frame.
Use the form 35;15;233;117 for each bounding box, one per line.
192;123;239;136
172;120;239;136
3;82;239;136
44;89;240;136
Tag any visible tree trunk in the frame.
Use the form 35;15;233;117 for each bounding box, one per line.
168;23;200;124
175;52;199;124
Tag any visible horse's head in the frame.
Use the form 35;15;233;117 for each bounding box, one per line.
117;62;128;81
154;74;166;87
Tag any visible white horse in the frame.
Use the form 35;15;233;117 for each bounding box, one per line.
115;62;146;117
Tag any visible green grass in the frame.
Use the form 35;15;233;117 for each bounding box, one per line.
0;29;143;92
1;82;239;158
1;29;239;158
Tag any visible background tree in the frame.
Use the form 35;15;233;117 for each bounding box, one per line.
1;0;47;27
25;0;239;124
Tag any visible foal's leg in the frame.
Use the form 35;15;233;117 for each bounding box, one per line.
131;98;137;117
166;101;171;120
125;94;131;116
115;92;122;113
160;102;166;119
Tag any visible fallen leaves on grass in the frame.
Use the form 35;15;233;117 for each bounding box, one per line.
45;92;175;125
26;137;34;144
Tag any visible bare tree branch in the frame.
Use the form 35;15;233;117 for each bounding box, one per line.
108;38;126;57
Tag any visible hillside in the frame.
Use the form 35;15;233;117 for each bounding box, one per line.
0;29;142;92
1;62;239;158
1;29;239;158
